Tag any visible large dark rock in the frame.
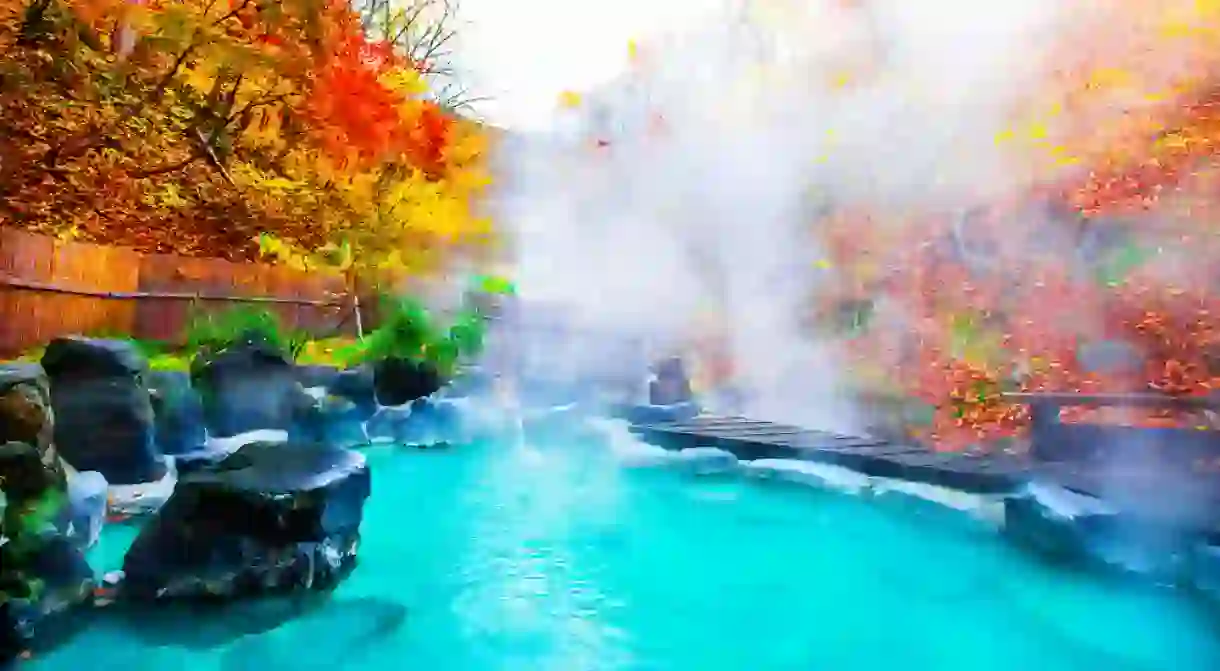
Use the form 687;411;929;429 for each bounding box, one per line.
291;394;369;449
148;371;207;456
40;337;162;485
120;441;371;601
191;342;317;439
294;365;341;390
327;365;378;419
0;365;65;487
372;358;443;406
1004;481;1191;579
649;357;692;405
0;535;95;663
0;440;94;663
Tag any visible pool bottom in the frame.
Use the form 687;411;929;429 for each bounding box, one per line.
33;437;1220;671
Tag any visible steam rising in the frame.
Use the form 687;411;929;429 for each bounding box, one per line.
488;0;1079;430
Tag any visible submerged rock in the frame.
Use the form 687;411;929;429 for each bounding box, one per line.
365;398;462;447
120;441;371;601
219;598;407;671
0;535;95;663
1004;481;1190;579
294;365;341;390
674;447;739;475
291;393;369;449
148;371;207;456
1190;541;1220;605
41;337;163;485
372;357;443;406
191;342;317;438
0;440;94;663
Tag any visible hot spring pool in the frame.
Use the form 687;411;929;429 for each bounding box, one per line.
26;434;1220;670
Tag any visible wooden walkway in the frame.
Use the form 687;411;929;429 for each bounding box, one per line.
629;415;1032;494
629;415;1220;527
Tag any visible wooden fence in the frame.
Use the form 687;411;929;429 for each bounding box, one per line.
0;229;354;357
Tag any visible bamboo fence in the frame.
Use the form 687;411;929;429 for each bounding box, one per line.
0;229;354;357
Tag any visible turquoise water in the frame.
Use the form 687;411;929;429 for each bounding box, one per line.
29;435;1220;670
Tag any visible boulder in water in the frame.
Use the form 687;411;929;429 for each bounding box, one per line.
0;364;67;486
649;356;693;405
327;365;378;418
294;365;341;390
1004;481;1190;578
148;371;207;456
372;357;442;407
40;337;163;485
191;342;317;438
617;401;700;425
290;393;369;449
0;440;94;663
120;440;371;601
674;447;738;475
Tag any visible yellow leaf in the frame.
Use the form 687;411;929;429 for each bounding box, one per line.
557;90;582;108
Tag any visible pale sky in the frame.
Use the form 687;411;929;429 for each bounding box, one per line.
454;0;725;129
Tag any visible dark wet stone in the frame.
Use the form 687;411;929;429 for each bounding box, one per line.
40;338;162;485
395;398;462;446
289;392;370;449
372;357;443;406
0;364;64;486
191;342;317;438
40;336;145;379
1004;481;1192;578
120;441;371;601
618;401;701;426
218;597;407;670
172;449;230;477
0;534;95;663
327;365;378;419
0;440;62;509
294;365;341;390
148;371;207;456
649;357;692;405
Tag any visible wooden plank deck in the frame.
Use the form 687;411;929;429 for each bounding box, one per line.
630;415;1026;494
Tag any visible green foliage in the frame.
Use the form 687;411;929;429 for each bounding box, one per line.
183;305;309;360
356;294;488;377
0;484;65;605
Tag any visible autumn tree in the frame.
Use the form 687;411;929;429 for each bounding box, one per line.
0;0;493;281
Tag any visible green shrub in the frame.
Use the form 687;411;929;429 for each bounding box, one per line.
183;305;309;361
355;295;488;378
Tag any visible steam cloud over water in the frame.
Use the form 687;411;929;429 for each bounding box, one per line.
485;0;1158;431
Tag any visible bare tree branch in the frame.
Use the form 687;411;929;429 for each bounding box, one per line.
353;0;482;111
